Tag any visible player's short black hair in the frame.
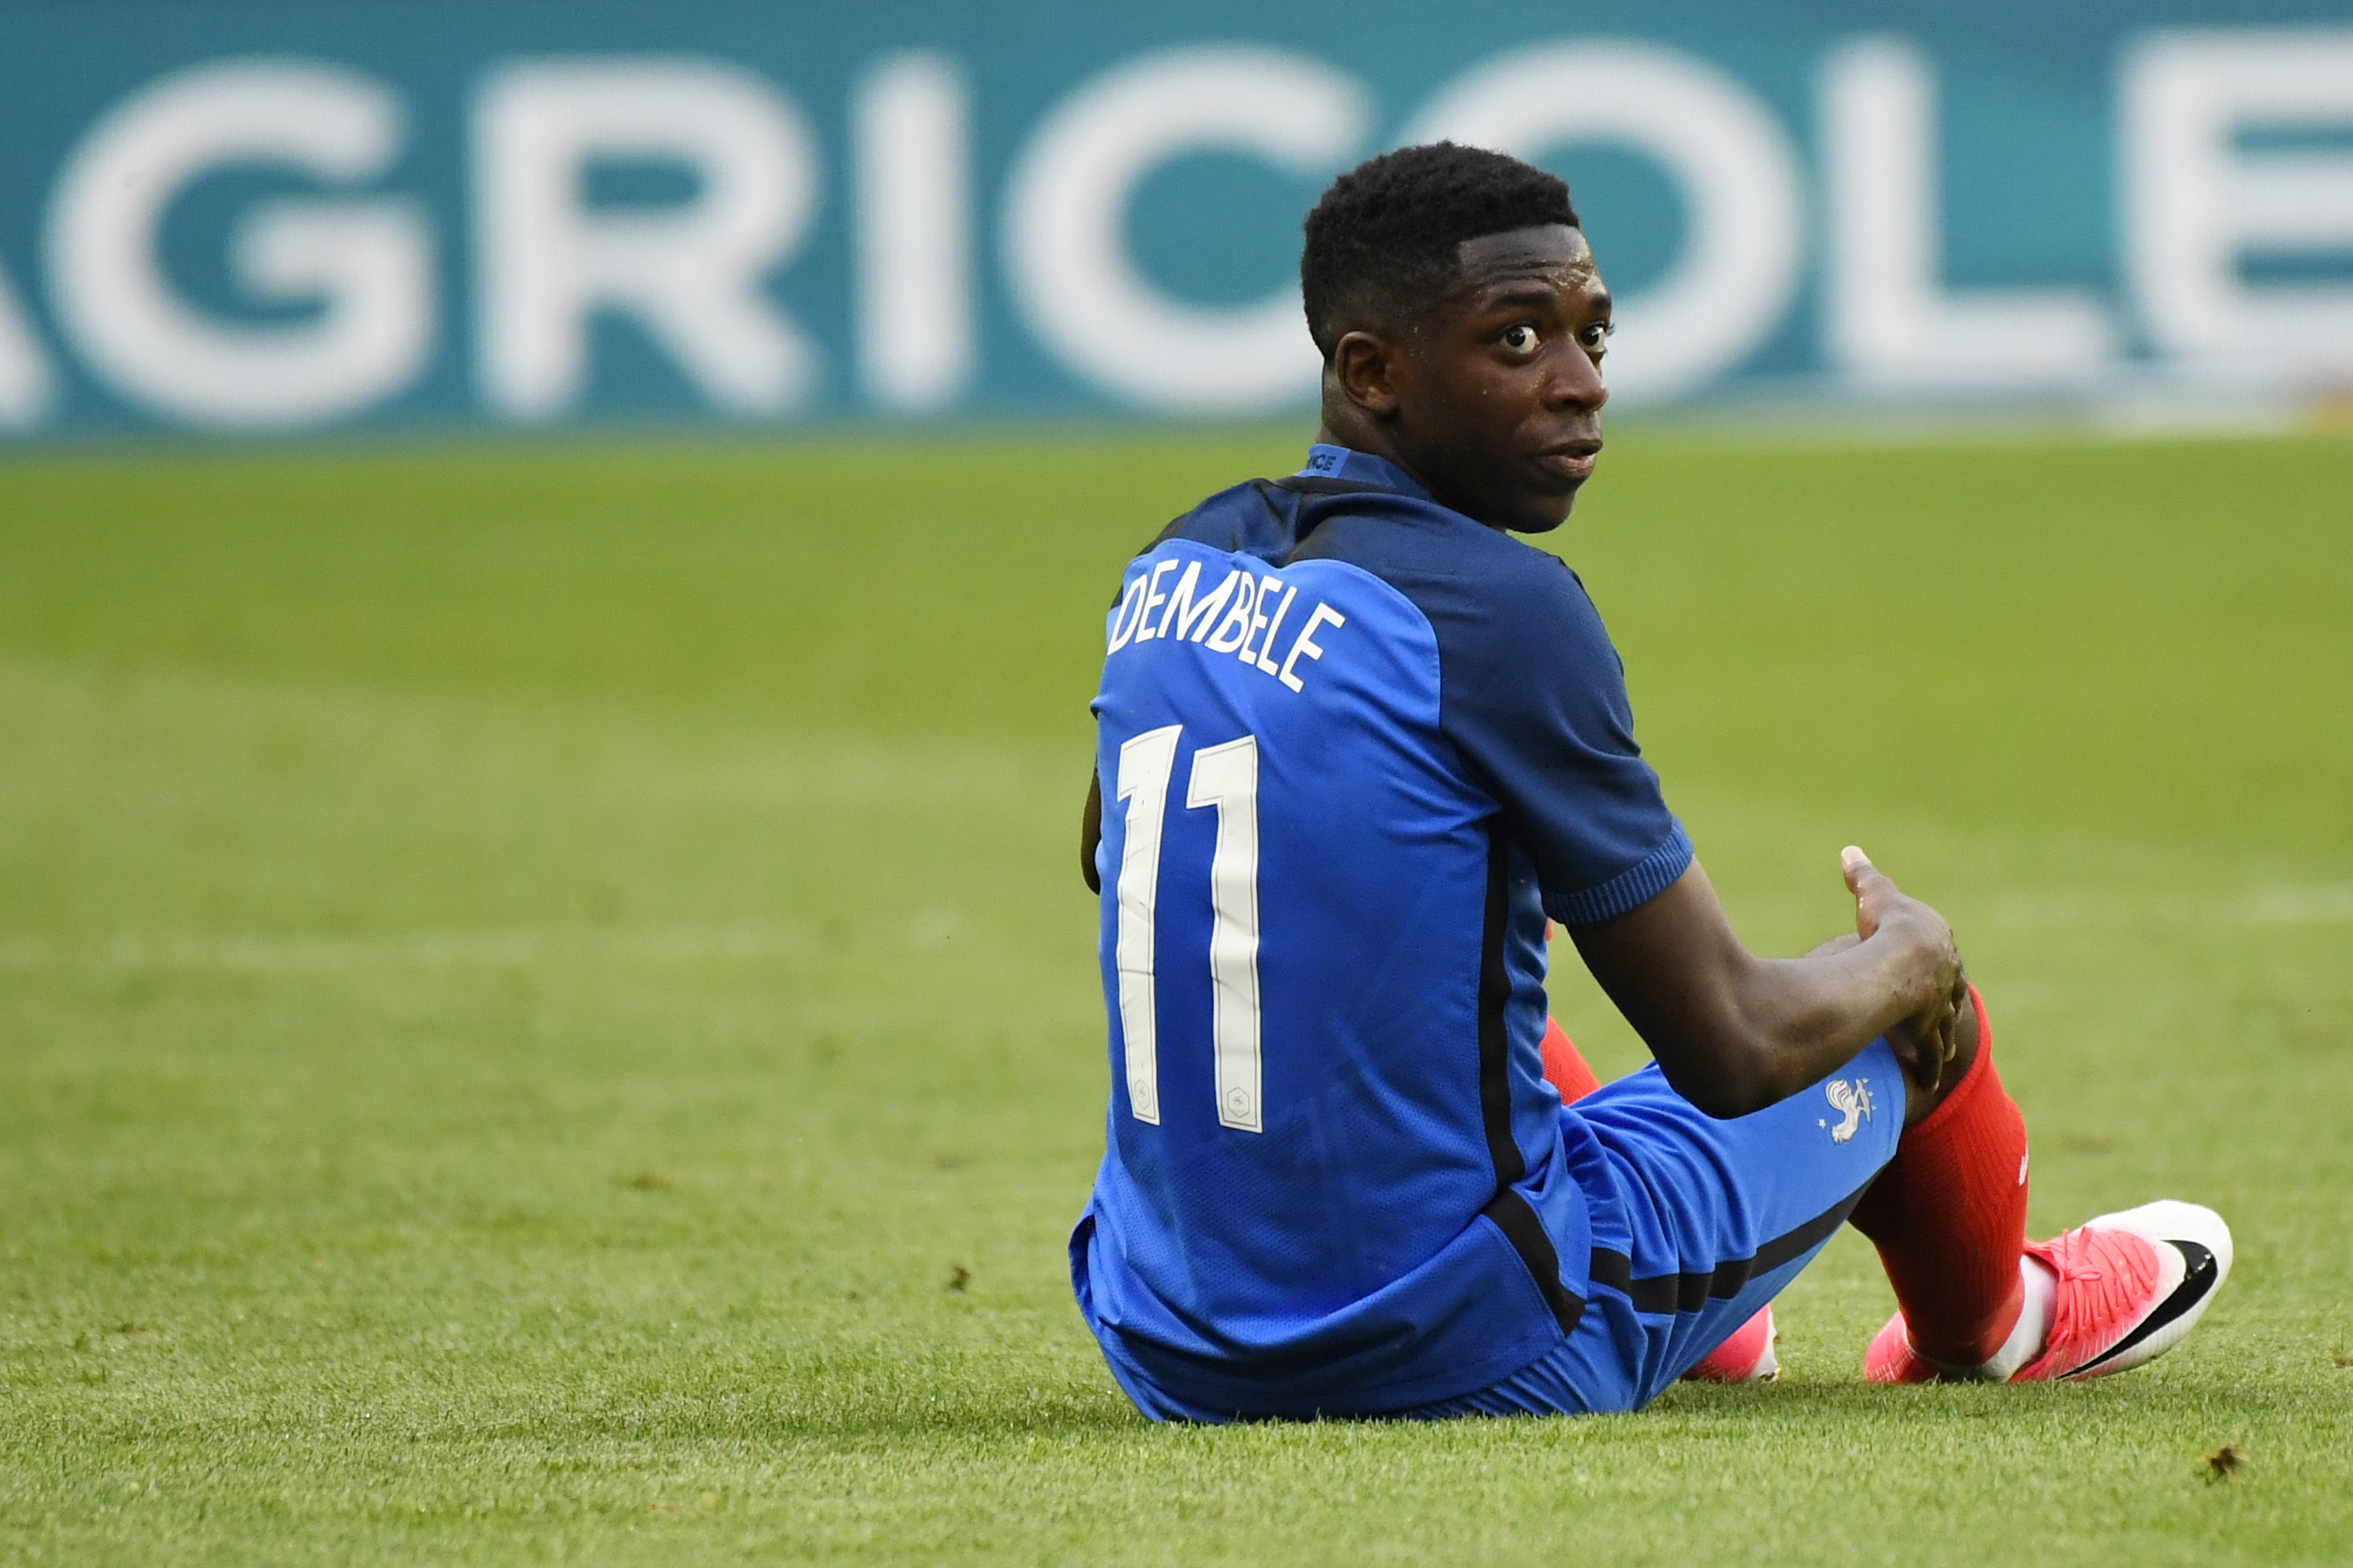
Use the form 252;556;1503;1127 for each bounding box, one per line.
1301;143;1579;361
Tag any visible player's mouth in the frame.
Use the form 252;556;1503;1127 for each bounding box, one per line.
1534;440;1602;484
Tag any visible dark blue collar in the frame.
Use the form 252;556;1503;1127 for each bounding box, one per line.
1297;444;1431;499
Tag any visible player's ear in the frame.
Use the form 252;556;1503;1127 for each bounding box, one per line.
1331;330;1403;418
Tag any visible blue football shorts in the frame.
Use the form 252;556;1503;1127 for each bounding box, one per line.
1114;1037;1906;1421
1401;1036;1906;1416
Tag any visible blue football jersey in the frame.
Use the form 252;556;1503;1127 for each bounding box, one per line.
1073;445;1693;1416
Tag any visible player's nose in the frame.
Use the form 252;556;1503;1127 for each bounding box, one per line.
1546;347;1607;412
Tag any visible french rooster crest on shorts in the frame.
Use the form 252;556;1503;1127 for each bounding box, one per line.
1822;1078;1874;1143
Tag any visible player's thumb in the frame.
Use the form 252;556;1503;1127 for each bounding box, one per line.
1842;845;1887;936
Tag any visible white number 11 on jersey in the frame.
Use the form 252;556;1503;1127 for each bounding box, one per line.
1113;725;1263;1132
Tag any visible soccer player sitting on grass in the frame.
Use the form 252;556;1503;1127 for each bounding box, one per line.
1070;142;2232;1421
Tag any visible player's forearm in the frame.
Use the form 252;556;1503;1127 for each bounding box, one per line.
1621;943;1929;1119
1570;861;1952;1118
1718;939;1946;1112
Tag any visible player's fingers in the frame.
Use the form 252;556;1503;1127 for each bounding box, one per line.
1916;1011;1944;1085
1913;1045;1941;1094
1902;987;1961;1093
1922;1004;1955;1089
1895;1018;1941;1093
1842;844;1909;909
1841;845;1894;937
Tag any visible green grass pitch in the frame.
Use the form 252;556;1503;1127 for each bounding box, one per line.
2;428;2350;1565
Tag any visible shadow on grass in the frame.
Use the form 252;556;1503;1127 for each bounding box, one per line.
54;1346;2321;1457
483;1367;2277;1447
1650;1366;2318;1439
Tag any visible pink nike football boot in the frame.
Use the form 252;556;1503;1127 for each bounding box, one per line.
1684;1305;1780;1383
1865;1200;2230;1383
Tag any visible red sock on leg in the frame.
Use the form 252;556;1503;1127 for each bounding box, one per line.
1845;987;2031;1366
1540;1017;1602;1103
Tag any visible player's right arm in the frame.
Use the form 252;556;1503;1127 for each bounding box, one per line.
1566;847;1969;1122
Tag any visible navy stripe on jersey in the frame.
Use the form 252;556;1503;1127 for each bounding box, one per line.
1477;827;1582;1334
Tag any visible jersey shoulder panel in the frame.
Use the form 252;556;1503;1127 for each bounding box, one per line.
1291;498;1690;925
1148;480;1310;566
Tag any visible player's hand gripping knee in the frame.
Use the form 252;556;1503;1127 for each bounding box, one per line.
1841;847;1968;1093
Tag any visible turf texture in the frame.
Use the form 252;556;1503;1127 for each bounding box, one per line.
1;430;2349;1565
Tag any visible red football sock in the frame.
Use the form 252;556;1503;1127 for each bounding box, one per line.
1845;987;2031;1366
1540;1016;1601;1103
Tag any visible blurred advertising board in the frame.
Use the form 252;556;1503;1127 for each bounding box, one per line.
0;1;2349;437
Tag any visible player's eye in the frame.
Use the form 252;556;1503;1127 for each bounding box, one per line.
1579;321;1614;356
1500;324;1541;355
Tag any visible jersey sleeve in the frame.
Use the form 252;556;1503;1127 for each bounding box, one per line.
1433;549;1691;926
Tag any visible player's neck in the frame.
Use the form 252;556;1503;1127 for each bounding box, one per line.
1312;415;1437;502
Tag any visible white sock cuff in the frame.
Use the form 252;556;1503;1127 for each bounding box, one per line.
1976;1254;2056;1382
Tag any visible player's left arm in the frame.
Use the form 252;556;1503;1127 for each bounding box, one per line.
1079;526;1177;900
1080;769;1103;894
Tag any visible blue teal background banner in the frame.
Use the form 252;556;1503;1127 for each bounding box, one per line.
0;1;2348;436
